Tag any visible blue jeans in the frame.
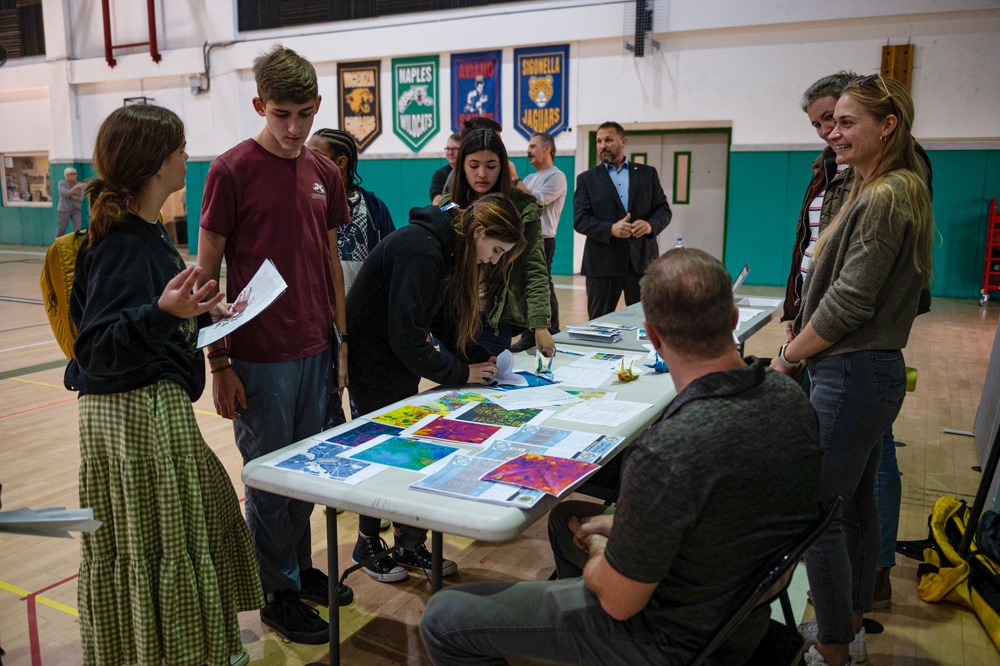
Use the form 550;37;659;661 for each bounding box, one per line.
232;348;331;594
420;501;669;665
805;350;906;645
876;426;902;568
476;314;512;357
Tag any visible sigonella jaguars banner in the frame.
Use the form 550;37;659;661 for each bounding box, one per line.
513;44;569;141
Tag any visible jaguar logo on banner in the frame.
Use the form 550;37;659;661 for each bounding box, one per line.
392;55;439;152
513;45;569;141
451;50;501;133
338;60;382;152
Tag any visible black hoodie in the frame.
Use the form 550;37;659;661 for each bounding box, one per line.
346;205;489;403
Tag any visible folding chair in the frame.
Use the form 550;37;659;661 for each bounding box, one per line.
690;496;843;666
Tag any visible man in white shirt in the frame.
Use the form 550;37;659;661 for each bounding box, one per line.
511;132;567;352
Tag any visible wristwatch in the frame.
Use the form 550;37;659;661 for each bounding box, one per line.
777;343;799;368
512;178;522;186
339;333;350;344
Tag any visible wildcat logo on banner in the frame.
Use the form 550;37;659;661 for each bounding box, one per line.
513;44;569;141
338;60;382;152
451;50;501;133
393;55;439;152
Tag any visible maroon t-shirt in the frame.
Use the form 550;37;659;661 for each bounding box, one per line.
201;139;350;363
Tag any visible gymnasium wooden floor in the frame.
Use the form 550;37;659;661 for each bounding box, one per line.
1;242;997;665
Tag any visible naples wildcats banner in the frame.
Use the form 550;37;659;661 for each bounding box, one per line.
338;60;382;152
513;44;569;141
392;55;439;152
451;50;501;133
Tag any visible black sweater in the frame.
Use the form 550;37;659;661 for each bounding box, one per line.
346;205;489;400
65;215;207;401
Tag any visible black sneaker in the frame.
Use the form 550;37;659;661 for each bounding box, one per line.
352;534;408;582
392;538;458;577
260;589;329;645
299;567;354;606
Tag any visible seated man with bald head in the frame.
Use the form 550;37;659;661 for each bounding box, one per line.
420;248;822;665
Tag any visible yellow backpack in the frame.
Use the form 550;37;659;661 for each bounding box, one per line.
39;230;86;360
917;495;1000;653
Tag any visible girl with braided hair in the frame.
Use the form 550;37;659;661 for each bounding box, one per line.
307;128;397;429
307;128;395;293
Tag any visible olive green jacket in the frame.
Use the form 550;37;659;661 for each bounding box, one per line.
440;190;551;332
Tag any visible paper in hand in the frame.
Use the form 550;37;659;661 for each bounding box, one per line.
197;259;287;348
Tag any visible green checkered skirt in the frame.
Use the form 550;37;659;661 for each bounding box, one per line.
77;380;263;666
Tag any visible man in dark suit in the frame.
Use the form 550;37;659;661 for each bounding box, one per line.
574;121;672;319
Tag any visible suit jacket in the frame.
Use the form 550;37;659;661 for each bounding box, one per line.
573;162;671;277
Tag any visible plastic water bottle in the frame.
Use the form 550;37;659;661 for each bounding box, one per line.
673;237;686;248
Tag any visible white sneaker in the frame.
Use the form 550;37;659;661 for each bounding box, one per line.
229;649;250;666
804;645;856;666
798;619;867;663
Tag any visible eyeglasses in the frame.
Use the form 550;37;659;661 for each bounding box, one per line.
444;147;459;153
850;74;899;118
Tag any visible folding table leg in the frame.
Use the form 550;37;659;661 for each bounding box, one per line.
307;507;340;666
431;530;443;593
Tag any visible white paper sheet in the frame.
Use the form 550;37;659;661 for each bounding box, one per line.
735;307;764;331
553;399;653;427
551;365;612;389
0;507;102;538
489;350;527;387
197;259;288;348
486;385;580;410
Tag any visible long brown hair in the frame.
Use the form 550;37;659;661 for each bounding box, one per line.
451;129;511;207
447;193;525;353
85;105;184;245
813;76;934;284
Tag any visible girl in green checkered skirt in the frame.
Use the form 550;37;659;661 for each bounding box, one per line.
64;105;264;666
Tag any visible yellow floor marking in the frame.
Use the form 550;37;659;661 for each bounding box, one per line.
0;579;79;617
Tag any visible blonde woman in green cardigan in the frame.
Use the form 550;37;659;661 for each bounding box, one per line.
772;75;934;666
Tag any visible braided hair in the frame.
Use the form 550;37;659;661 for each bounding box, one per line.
310;128;361;190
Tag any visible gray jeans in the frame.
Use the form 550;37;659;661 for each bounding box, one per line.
232;348;332;594
420;501;670;665
57;207;81;235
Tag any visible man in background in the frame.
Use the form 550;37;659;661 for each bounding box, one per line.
511;132;567;351
430;133;461;204
57;167;84;235
574;121;671;320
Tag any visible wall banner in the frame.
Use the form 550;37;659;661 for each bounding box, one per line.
513;44;569;141
338;60;382;152
392;55;439;152
451;50;502;133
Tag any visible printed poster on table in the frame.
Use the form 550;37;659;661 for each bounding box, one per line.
451;50;501;133
513;44;569;141
338;60;382;152
392;55;439;152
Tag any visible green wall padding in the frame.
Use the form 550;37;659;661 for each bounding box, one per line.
0;162;91;246
724;149;1000;300
6;150;998;301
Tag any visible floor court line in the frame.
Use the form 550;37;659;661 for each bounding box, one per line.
8;377;65;389
0;360;70;380
0;396;77;419
0;340;57;353
0;579;78;617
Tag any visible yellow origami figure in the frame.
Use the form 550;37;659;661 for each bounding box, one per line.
617;358;639;382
